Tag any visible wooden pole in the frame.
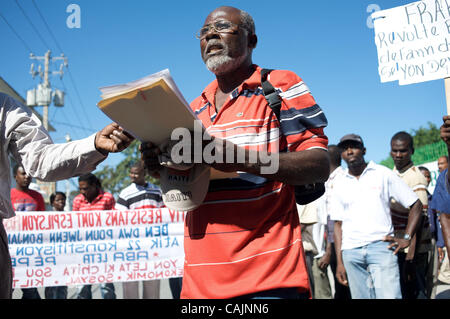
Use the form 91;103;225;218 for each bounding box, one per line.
445;78;450;115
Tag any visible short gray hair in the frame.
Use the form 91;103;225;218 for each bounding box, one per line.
240;10;255;35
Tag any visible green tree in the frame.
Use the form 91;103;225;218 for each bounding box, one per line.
95;140;140;195
410;122;441;148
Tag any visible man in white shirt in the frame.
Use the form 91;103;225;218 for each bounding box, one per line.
331;134;422;299
0;93;133;299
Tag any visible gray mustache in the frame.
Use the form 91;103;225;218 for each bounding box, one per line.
205;40;225;53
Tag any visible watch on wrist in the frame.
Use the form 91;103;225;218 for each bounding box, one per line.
402;233;411;241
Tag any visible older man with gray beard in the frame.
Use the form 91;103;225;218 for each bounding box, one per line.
141;6;330;299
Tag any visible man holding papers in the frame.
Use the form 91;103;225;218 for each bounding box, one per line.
141;6;330;299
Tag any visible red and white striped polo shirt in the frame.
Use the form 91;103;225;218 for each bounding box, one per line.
181;65;328;299
72;190;115;211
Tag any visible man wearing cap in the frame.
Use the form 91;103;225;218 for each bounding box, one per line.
331;134;423;299
141;6;329;298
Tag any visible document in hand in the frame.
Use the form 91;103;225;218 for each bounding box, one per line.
97;69;201;145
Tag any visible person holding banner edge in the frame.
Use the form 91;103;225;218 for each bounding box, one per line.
10;164;46;299
0;92;133;299
44;192;69;299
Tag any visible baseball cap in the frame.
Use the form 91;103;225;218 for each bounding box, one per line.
159;164;211;211
337;134;364;148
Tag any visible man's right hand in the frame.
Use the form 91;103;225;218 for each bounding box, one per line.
95;123;134;155
336;262;349;286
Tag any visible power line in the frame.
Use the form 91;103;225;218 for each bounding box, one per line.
64;70;95;131
2;2;93;141
29;0;95;132
0;11;33;53
59;77;92;136
49;100;82;140
31;0;63;53
14;0;51;50
52;120;96;133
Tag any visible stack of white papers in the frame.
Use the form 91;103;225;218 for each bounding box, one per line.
97;69;201;145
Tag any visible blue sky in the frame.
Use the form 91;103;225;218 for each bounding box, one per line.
0;0;446;193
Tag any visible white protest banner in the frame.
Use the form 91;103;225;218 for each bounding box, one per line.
372;0;450;85
3;208;185;289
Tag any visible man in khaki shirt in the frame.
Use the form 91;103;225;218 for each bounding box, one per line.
390;131;432;299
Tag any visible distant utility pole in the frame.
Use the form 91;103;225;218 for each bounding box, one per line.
64;134;72;211
27;50;68;199
28;50;68;130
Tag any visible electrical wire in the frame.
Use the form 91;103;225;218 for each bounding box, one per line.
31;0;64;54
30;0;95;132
14;0;51;50
52;120;96;133
65;69;95;131
59;77;92;136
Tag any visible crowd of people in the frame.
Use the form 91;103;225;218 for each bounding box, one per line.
299;131;450;299
1;5;450;300
9;162;182;299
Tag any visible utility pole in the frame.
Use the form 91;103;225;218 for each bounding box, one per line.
43;50;50;130
64;134;72;211
27;50;68;201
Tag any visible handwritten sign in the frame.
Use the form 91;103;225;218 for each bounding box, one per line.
372;0;450;84
3;208;185;288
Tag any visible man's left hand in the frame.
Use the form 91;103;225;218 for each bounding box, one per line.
383;235;411;255
318;252;331;270
95;123;134;155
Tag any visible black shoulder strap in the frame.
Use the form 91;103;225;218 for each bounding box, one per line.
261;68;326;204
261;69;282;121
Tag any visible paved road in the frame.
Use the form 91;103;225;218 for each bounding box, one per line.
13;278;174;299
12;273;450;299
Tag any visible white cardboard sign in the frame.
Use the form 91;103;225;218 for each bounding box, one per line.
372;0;450;85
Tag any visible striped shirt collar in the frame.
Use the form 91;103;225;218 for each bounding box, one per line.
78;189;106;205
200;64;262;105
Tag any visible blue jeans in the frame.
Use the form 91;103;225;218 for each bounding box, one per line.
342;240;402;299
